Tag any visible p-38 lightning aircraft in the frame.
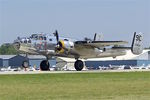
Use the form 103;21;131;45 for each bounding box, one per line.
13;31;143;71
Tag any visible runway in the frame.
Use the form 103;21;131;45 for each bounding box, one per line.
0;69;150;75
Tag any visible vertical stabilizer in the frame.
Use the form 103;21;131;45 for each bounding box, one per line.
93;33;103;41
131;32;143;55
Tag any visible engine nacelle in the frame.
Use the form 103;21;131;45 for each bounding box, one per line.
57;39;74;53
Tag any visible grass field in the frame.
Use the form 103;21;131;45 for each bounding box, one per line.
0;72;150;100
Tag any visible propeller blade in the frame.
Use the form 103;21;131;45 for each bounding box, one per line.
93;33;97;41
55;30;59;43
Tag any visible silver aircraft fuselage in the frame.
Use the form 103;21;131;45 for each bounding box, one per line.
13;33;126;59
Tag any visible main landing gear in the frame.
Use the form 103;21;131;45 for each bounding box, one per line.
74;60;84;71
40;60;50;71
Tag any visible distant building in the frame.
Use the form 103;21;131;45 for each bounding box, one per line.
0;55;15;67
0;55;56;68
9;55;28;67
0;58;2;67
85;60;150;69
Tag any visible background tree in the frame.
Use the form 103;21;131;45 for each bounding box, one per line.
0;44;17;55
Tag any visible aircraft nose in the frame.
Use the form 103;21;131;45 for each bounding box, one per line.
13;42;20;50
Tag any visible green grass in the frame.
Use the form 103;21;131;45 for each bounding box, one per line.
0;72;150;100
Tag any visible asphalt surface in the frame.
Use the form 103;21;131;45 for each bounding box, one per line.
0;69;150;75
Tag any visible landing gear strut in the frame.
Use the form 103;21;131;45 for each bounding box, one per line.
40;60;50;71
74;60;84;71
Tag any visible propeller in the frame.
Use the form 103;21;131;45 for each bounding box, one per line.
53;30;67;53
93;33;97;41
54;30;61;51
53;30;59;44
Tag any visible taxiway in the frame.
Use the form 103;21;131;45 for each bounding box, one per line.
0;69;150;75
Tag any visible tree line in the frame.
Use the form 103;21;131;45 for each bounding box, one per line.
0;44;17;55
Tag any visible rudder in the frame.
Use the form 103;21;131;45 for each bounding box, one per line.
131;32;143;55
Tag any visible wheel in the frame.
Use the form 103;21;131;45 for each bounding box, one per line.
22;61;29;68
74;60;84;71
40;60;50;71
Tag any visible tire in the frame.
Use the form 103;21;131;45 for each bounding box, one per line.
74;60;84;71
40;60;50;71
22;61;29;68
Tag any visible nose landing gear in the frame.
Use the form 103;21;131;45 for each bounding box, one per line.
22;61;29;68
22;54;29;71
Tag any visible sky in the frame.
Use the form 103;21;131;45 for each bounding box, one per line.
0;0;150;47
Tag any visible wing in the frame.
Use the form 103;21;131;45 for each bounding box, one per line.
74;41;128;48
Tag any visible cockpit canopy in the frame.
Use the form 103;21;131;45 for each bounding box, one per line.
17;37;31;43
31;34;47;40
